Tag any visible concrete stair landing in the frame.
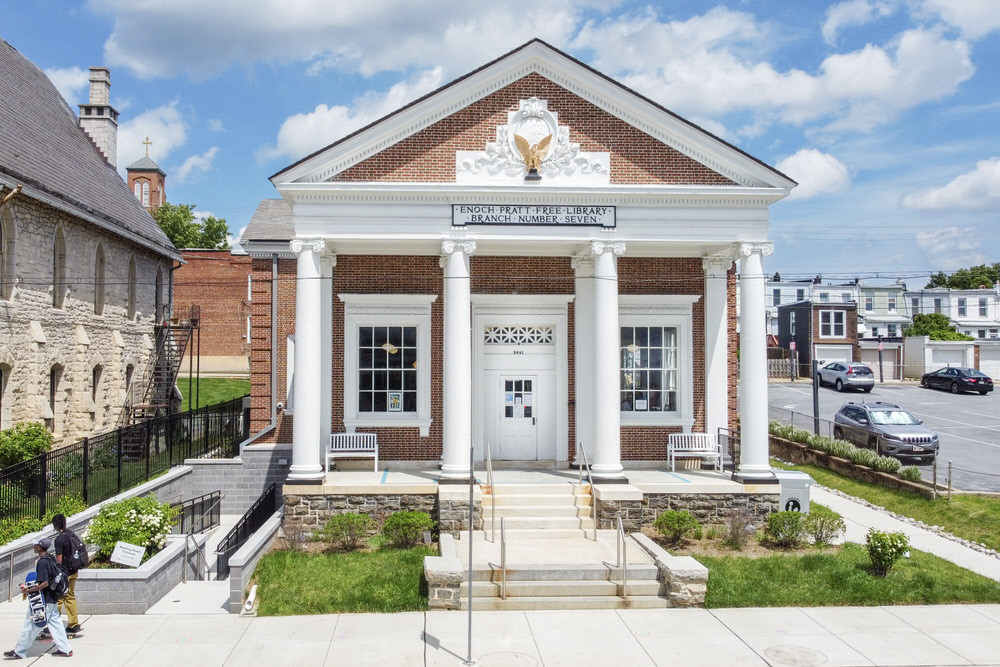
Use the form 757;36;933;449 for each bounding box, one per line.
458;482;668;610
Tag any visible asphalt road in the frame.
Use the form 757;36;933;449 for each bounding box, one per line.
768;380;1000;493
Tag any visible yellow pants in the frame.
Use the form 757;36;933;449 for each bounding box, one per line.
57;571;77;628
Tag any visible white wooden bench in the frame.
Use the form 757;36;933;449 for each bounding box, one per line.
667;433;722;472
327;433;379;472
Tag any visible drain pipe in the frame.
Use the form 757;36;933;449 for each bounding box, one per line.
239;253;279;455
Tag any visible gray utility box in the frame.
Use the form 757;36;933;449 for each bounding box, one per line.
773;470;815;513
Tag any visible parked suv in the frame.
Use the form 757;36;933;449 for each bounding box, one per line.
833;401;939;462
816;361;874;392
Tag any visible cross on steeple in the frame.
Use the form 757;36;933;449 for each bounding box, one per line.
143;137;152;156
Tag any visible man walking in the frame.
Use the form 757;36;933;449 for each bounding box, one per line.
3;538;72;659
51;514;82;635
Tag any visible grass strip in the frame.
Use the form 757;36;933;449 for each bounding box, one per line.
179;377;250;411
772;459;1000;552
701;543;1000;608
254;545;436;615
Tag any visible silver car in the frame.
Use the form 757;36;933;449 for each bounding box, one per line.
833;401;939;462
816;361;874;392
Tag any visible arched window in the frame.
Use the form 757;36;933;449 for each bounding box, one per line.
48;364;63;433
94;243;106;315
91;364;102;424
127;256;137;320
0;205;14;300
142;182;150;207
133;182;141;200
0;363;9;429
154;266;164;322
52;228;66;309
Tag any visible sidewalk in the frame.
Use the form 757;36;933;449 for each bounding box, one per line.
1;486;998;665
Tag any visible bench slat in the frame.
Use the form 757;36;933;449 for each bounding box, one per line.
667;433;722;472
327;433;378;472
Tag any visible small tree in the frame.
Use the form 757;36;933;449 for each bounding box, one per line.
903;313;973;341
381;511;435;548
0;422;53;468
653;510;701;547
153;202;230;249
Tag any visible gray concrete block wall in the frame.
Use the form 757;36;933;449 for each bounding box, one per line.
184;443;291;515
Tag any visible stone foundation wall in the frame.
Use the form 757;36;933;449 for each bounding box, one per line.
597;492;778;530
283;493;437;535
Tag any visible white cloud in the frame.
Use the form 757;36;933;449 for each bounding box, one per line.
920;0;1000;40
257;67;445;164
916;226;986;268
208;119;225;132
43;66;89;107
117;102;188;171
776;149;850;200
901;158;1000;210
821;0;896;45
93;0;584;80
174;146;219;183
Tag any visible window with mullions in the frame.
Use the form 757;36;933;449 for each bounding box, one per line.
620;326;678;413
357;325;418;413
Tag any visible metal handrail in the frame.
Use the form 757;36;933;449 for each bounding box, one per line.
183;533;212;583
577;442;598;541
616;516;627;599
500;517;507;600
485;441;496;542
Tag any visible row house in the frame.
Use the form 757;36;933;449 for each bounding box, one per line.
906;286;1000;340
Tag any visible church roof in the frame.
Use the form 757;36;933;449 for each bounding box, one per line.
240;198;293;244
0;39;179;261
126;155;166;176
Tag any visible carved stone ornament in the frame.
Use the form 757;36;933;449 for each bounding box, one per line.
737;241;774;258
289;238;326;255
456;98;610;185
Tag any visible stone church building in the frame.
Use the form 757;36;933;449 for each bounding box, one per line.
240;40;794;483
0;39;181;440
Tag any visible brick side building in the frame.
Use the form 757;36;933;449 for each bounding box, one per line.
240;40;794;483
172;250;252;379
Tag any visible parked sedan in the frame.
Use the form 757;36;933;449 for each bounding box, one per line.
816;361;874;392
833;401;939;462
920;367;994;395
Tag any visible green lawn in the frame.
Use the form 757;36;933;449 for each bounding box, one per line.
178;377;249;411
701;542;1000;607
772;459;1000;552
253;545;436;615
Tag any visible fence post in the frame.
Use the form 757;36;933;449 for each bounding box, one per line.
82;437;89;504
116;427;122;494
145;419;152;481
39;454;48;520
947;460;952;502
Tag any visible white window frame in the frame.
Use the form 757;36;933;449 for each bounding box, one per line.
979;298;988;317
340;294;436;436
864;293;873;312
958;298;966;316
618;295;696;429
772;289;780;307
887;295;896;312
819;310;846;338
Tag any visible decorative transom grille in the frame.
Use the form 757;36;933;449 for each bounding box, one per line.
484;326;553;345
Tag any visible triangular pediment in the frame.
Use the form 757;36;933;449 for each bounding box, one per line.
271;39;794;191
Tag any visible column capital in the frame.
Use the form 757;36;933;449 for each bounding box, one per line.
702;253;736;274
290;238;326;255
589;240;625;257
440;240;476;267
737;241;774;258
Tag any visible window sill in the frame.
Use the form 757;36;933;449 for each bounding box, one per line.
344;417;432;437
621;414;694;429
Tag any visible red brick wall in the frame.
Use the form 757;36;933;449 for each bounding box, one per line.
248;257;296;443
173;250;251;357
335;73;734;186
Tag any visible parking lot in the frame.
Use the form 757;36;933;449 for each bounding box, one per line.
768;380;1000;492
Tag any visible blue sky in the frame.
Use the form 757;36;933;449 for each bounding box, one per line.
4;0;998;283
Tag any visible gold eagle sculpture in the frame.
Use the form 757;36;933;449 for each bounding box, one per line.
514;133;552;173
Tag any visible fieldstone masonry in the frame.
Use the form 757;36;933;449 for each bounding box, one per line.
0;195;171;441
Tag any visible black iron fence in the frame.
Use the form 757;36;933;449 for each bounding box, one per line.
215;482;278;580
0;396;249;523
718;427;740;471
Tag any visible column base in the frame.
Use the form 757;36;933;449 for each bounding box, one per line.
731;469;779;485
438;463;473;484
590;475;630;484
590;464;628;484
286;464;325;485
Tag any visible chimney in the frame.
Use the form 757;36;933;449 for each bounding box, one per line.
78;67;119;167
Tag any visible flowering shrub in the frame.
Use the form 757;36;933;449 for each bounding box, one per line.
866;528;909;576
849;447;879;468
873;455;902;474
85;495;178;562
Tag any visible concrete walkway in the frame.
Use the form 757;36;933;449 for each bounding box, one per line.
2;484;999;665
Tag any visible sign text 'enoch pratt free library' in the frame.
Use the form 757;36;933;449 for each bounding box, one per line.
452;204;615;228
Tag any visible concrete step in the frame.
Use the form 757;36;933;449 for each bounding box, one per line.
458;595;669;611
484;504;592;518
463;580;665;598
468;563;660;582
481;493;584;506
483;516;594;530
489;483;589;496
484;527;597;539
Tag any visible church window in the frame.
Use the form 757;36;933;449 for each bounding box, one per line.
94;243;106;315
0;205;13;300
52;228;66;309
142;182;150;207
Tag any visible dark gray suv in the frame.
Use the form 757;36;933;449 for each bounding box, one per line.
833;401;939;462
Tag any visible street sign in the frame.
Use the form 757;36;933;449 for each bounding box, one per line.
790;341;796;350
878;342;884;351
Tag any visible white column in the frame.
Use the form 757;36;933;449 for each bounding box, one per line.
703;254;734;438
590;241;626;481
439;240;476;481
572;256;595;465
736;241;776;483
319;253;335;466
288;238;326;483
